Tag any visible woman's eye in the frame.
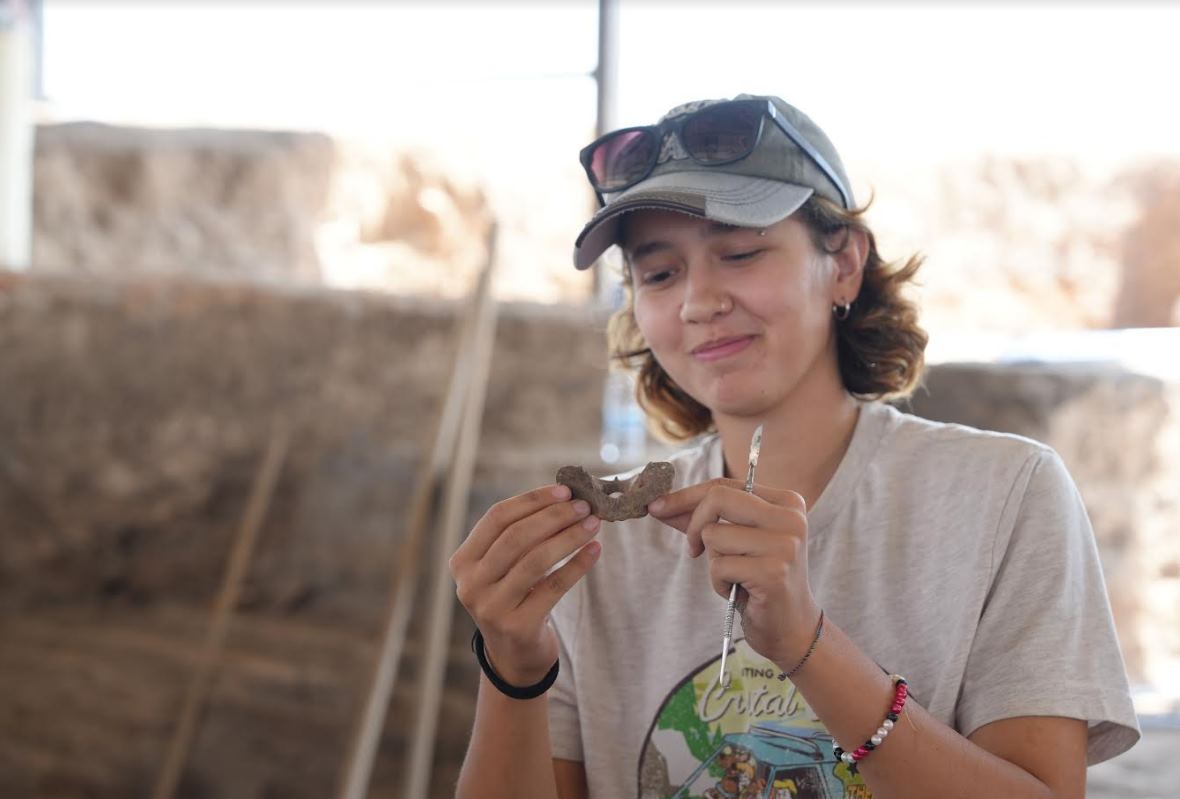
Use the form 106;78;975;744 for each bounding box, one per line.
639;268;676;286
722;249;762;262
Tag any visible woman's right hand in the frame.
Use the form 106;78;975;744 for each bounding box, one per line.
449;484;602;686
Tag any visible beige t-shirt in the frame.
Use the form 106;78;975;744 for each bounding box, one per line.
548;401;1139;799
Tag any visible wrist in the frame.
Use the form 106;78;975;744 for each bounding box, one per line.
472;630;559;700
484;642;551;687
775;605;824;681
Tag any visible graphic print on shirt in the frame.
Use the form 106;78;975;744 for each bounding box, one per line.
637;638;871;799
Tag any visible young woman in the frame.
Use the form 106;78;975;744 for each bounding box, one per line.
449;94;1139;799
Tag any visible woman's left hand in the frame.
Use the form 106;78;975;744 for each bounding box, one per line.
648;478;821;671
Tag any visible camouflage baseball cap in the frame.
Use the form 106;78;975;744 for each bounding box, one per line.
573;93;854;269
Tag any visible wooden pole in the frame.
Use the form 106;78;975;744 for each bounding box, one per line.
151;423;290;799
336;225;498;799
0;0;34;271
401;231;501;799
591;0;619;300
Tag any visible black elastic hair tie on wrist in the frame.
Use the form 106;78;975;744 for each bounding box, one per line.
471;629;560;700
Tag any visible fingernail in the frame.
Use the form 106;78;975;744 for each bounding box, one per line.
573;500;590;515
649;498;665;514
582;515;600;530
585;541;601;556
553;485;571;500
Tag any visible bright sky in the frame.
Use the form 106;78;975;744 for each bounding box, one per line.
41;1;1180;180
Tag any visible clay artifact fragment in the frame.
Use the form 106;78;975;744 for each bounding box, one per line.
556;461;675;522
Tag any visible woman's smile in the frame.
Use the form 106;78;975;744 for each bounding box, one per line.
690;334;757;362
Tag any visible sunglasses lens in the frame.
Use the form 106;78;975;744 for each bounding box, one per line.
590;130;657;191
681;103;762;163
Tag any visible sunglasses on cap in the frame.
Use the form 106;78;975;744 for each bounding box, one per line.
579;98;851;210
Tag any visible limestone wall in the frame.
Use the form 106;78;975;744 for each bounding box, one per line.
33;123;336;283
2;270;1178;797
32;122;1180;326
0;270;609;798
905;364;1180;686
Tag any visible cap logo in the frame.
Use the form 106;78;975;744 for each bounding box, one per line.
657;98;724;123
655;97;726;166
657;132;689;165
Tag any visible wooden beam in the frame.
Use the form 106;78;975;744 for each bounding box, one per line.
0;0;34;271
401;227;501;799
151;423;290;799
337;225;499;799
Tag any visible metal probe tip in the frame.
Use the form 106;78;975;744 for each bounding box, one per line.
718;424;763;689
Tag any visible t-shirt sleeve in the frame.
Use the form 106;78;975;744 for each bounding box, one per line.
956;447;1140;765
547;586;584;762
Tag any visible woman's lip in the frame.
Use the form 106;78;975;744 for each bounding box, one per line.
691;335;755;361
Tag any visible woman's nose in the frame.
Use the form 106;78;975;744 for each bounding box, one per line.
679;273;733;324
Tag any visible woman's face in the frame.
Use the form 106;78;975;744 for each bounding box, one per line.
624;209;845;421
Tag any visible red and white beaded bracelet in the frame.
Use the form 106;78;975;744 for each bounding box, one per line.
832;674;908;774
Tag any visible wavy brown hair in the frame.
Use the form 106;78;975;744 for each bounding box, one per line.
607;195;928;441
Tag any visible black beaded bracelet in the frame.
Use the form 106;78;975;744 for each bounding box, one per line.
777;609;825;681
471;629;560;700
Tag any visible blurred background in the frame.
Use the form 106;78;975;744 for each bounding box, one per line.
1;1;1177;797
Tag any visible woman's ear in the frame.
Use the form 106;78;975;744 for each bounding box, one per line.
832;226;868;302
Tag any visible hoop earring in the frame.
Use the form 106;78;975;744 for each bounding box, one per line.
833;302;852;321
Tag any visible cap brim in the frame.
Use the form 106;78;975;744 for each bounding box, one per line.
573;172;814;270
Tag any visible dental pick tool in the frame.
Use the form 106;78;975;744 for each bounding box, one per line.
718;423;762;689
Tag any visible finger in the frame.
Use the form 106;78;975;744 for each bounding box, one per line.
688;490;807;558
689;479;802;516
652;508;695;534
515;539;602;623
697;507;808;556
650;479;806;533
456;484;574;565
477;499;593;583
708;553;776;600
648;478;737;525
491;514;602;610
698;522;774;557
685;485;779;557
774;488;807;513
